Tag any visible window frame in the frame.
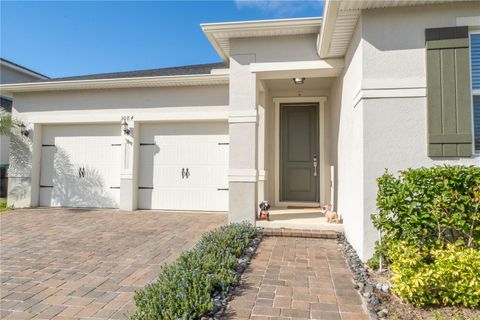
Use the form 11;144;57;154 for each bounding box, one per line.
469;30;480;154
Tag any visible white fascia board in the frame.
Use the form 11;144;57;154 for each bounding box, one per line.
201;17;322;33
0;73;229;94
250;59;344;79
317;0;341;58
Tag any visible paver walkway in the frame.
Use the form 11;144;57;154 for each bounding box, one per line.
0;208;226;320
225;236;370;320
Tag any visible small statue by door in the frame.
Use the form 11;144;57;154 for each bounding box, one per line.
258;200;270;221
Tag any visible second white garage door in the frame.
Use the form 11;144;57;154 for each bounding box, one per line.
138;122;229;211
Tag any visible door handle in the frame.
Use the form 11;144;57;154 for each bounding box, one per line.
182;168;185;179
313;153;318;177
185;168;190;179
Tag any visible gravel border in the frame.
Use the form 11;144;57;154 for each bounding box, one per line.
208;232;263;319
337;234;388;319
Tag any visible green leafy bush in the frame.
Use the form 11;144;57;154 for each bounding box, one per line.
130;222;259;320
388;242;480;307
371;165;480;265
0;199;11;212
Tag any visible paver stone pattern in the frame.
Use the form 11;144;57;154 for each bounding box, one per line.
1;208;226;319
225;237;370;320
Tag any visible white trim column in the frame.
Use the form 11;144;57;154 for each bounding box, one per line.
257;87;267;204
228;54;258;223
7;122;41;208
119;117;139;211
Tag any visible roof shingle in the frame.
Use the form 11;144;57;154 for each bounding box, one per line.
35;62;226;82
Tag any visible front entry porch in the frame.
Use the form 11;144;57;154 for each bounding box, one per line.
254;77;337;228
256;207;344;232
227;57;343;231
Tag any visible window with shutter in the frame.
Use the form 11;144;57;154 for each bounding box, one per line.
470;32;480;152
426;26;473;157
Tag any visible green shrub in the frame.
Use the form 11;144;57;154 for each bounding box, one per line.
0;199;10;212
130;222;259;320
371;165;480;265
388;242;480;307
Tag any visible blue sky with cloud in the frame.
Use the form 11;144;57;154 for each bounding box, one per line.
0;1;324;78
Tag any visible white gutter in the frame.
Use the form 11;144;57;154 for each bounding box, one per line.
201;16;322;32
0;73;230;94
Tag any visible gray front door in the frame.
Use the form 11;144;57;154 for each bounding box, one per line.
280;104;319;202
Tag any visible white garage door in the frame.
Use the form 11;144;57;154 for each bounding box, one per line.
39;124;121;208
138;122;229;211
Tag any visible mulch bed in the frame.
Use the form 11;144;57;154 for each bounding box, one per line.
338;235;480;320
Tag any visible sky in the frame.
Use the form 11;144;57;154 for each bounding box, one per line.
0;1;324;78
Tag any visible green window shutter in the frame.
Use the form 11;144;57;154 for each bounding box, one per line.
426;26;473;157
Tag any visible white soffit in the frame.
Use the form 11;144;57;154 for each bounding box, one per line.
201;17;322;62
319;0;475;58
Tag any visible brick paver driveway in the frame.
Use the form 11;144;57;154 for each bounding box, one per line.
1;208;226;319
225;237;370;320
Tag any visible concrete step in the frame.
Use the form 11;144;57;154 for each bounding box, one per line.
261;227;341;239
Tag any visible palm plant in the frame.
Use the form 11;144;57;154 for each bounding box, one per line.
0;108;15;136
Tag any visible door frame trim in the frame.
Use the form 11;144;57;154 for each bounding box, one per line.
273;97;326;207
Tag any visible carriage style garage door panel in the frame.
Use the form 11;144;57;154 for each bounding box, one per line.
138;122;229;211
39;124;121;208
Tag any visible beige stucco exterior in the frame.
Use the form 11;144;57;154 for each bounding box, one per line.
2;1;479;261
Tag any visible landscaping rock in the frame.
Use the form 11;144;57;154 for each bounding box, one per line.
337;235;387;320
208;232;263;320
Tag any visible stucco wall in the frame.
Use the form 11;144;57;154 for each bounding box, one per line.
13;85;229;114
230;34;320;63
328;16;367;259
362;2;480;86
358;3;480;260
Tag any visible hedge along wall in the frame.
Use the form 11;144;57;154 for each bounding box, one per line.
372;165;480;252
371;165;480;307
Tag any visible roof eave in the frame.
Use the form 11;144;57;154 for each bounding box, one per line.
317;0;341;59
0;73;229;94
201;17;323;63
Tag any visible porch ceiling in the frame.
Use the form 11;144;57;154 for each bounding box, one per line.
264;77;335;91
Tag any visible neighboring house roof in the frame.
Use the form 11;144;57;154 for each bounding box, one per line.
318;0;475;58
201;17;322;62
35;62;226;82
0;58;49;80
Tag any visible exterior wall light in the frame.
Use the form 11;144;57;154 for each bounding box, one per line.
293;77;305;85
121;119;131;135
19;123;29;137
